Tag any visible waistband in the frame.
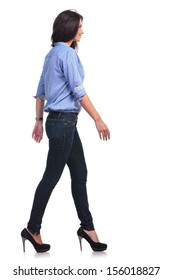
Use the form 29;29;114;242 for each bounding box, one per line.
49;111;78;116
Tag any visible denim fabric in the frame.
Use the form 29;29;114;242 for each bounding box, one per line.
27;112;94;234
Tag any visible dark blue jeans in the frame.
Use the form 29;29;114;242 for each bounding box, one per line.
27;111;94;234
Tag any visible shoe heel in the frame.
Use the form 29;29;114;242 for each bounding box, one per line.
78;236;82;251
22;237;26;252
77;227;107;252
21;228;50;253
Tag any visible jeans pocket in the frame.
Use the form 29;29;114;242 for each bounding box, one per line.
46;119;65;148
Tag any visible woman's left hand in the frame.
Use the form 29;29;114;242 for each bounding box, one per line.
32;121;43;143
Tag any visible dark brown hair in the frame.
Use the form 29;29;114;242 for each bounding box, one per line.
51;10;83;49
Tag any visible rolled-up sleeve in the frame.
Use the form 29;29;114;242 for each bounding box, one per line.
34;72;45;100
63;49;86;99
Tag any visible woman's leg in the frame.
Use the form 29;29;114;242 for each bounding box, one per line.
27;112;77;234
67;127;95;231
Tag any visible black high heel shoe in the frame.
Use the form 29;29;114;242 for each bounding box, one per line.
77;227;107;252
21;228;50;253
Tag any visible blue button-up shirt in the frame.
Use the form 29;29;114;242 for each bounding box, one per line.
35;42;86;112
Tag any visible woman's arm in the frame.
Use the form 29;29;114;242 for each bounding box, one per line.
80;94;110;141
32;97;45;143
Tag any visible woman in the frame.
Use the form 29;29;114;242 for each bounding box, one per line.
21;9;110;253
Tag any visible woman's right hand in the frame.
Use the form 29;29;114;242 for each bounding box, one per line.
32;121;43;143
79;94;110;141
95;119;110;141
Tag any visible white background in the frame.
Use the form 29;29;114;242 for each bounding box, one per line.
0;0;173;279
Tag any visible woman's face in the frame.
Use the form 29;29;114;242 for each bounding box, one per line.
74;19;84;42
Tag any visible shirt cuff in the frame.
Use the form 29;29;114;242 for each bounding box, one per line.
73;85;86;99
33;95;45;100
